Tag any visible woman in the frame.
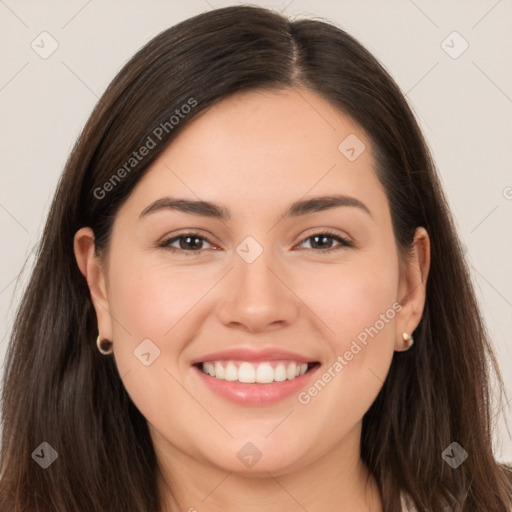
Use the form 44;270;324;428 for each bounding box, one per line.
1;5;511;511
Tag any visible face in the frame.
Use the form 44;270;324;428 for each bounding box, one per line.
76;86;429;479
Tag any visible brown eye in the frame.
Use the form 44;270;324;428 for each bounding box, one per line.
298;232;353;252
159;232;215;254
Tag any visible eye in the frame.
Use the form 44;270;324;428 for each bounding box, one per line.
297;231;353;252
158;230;353;256
158;232;215;255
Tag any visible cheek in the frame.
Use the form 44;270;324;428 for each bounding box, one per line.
104;251;216;434
297;252;400;354
333;270;398;351
105;247;225;390
107;250;214;341
293;250;399;415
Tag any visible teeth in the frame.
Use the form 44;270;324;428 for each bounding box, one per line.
239;362;256;383
256;363;274;384
274;363;287;382
203;362;215;376
225;362;238;381
286;362;297;380
214;362;225;379
199;360;309;384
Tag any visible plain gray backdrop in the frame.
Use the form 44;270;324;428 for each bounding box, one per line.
1;0;511;462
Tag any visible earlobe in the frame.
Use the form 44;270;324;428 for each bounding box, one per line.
395;227;431;351
395;331;415;352
73;227;113;341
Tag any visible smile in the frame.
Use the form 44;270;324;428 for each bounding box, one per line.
198;360;311;384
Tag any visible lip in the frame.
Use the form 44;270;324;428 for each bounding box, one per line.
190;347;316;365
192;364;320;406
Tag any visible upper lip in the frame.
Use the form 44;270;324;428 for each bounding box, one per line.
190;347;318;365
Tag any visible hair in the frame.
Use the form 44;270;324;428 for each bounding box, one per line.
1;5;511;511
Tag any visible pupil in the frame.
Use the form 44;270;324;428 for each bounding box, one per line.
312;235;331;249
182;236;202;250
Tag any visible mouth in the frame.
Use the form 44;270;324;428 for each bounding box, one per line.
190;347;321;405
193;360;320;384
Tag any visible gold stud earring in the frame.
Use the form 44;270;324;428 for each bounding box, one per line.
96;335;113;355
402;332;414;349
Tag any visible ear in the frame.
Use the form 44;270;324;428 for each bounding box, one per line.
395;226;430;351
73;227;113;341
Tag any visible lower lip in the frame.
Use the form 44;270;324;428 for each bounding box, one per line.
192;365;320;406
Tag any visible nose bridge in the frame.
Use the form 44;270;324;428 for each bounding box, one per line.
217;236;299;331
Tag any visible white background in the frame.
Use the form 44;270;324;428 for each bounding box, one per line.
1;0;511;463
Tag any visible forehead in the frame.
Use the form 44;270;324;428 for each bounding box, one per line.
169;86;368;168
119;86;388;225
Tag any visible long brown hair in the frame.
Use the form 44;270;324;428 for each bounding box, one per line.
1;5;511;511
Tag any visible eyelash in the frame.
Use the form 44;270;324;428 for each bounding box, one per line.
158;230;353;256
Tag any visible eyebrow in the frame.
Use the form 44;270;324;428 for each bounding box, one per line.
139;194;372;221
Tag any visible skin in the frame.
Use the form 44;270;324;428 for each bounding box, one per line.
75;86;430;512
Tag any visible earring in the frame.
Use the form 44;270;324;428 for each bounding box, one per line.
96;335;113;355
402;332;414;349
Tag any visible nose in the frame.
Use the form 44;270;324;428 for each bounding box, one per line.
216;244;300;333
